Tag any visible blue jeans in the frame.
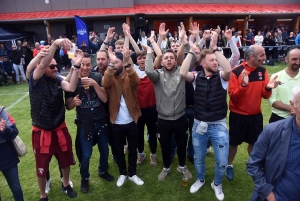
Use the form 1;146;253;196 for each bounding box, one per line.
79;122;109;179
192;121;229;185
2;165;24;201
185;109;195;157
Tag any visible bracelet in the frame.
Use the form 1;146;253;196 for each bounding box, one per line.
103;41;108;45
74;64;81;69
188;52;195;55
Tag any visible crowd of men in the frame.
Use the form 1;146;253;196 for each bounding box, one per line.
1;21;300;201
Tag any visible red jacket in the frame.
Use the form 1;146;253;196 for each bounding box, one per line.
228;61;272;115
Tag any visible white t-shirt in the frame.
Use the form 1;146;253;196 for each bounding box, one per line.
133;64;146;78
114;95;133;125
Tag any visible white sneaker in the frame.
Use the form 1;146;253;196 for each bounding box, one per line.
190;179;205;193
211;181;224;201
124;145;128;154
117;175;127;187
61;177;74;188
128;175;144;185
45;178;51;194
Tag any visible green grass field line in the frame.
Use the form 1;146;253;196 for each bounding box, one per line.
0;63;286;201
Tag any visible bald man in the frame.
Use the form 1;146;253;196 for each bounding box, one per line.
226;45;279;180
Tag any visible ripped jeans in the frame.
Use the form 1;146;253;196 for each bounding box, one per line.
192;120;229;185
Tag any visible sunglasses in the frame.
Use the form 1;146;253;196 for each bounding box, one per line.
49;64;58;69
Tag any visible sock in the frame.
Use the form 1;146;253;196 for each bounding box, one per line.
227;165;233;168
179;165;185;169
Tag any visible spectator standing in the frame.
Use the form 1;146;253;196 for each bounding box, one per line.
285;32;296;45
254;31;264;46
11;45;26;83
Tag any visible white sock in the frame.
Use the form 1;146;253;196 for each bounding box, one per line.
227;164;233;168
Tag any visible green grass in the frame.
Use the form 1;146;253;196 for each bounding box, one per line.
0;62;286;201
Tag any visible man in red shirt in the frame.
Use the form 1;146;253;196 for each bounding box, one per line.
226;45;280;181
33;42;41;57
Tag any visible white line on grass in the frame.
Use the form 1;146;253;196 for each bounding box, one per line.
6;92;29;111
0;92;28;96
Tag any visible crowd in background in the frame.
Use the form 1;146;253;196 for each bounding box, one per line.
0;25;299;87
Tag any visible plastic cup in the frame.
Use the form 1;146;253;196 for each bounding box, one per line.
81;77;89;90
182;176;188;186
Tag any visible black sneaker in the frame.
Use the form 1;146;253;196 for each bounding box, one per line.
99;171;114;182
80;179;89;193
39;197;49;201
61;184;77;198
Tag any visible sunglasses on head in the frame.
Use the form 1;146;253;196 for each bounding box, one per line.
49;64;58;69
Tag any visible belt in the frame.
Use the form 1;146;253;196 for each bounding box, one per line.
185;105;194;109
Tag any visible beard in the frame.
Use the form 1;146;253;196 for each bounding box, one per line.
206;66;218;74
114;66;123;76
291;64;300;72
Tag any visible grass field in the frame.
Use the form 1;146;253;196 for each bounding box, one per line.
0;62;286;201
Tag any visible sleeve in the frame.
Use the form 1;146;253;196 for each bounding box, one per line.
296;34;300;45
227;40;240;68
102;68;114;88
228;70;247;103
246;127;274;200
126;67;140;87
0;110;18;142
261;69;272;99
145;53;159;83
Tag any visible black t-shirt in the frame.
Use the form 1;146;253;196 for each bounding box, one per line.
65;72;106;120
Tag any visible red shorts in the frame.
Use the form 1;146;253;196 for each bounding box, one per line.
32;127;76;177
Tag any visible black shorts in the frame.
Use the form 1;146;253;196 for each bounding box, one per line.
229;111;263;146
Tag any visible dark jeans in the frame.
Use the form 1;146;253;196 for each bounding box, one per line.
158;115;188;168
138;106;158;154
111;122;138;177
185;108;195;157
79;122;109;179
2;165;24;201
3;72;16;84
269;112;285;123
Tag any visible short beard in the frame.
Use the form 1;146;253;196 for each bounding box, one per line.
291;64;300;72
114;66;123;76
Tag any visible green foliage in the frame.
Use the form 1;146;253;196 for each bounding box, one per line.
0;63;286;201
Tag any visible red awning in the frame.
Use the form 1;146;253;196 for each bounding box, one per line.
0;4;299;22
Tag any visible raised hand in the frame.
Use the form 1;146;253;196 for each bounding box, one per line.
122;23;130;32
73;94;82;106
189;22;200;37
189;35;196;51
148;30;156;43
209;31;218;50
216;25;221;35
122;47;131;62
267;75;280;89
37;46;50;58
203;29;212;40
224;26;232;41
106;27;115;41
54;38;72;50
159;23;169;37
72;49;84;66
108;46;116;61
241;69;249;86
179;22;186;42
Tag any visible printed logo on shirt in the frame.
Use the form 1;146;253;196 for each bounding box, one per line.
258;72;263;80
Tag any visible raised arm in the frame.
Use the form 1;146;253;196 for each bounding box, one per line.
199;29;211;49
180;35;196;83
60;49;84;92
122;47;139;87
100;27;115;51
157;23;169;49
148;31;163;69
123;25;141;54
210;31;231;81
177;22;190;65
26;45;50;79
141;42;159;83
189;22;200;45
33;39;72;82
224;26;240;68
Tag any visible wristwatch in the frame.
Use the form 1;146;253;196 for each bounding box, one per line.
74;64;81;69
124;64;131;69
213;47;222;53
